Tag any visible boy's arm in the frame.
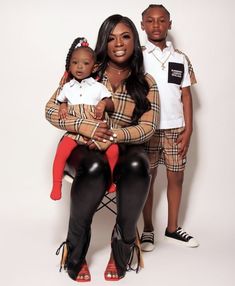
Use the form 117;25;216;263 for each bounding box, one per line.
177;86;193;157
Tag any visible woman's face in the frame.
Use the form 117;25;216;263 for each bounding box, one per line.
107;22;134;66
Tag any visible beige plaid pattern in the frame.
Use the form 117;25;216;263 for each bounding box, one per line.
145;50;196;169
45;73;160;157
175;49;197;85
145;127;186;171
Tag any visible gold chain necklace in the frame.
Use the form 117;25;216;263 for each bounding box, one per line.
152;51;171;70
107;63;129;75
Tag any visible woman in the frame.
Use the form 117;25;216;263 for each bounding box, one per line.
45;14;160;282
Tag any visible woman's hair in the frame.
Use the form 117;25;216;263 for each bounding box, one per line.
94;14;151;125
65;37;95;73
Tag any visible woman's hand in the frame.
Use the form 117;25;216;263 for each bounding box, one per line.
92;121;115;142
86;138;113;151
86;139;98;150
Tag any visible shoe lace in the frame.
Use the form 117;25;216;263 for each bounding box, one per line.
176;228;190;239
141;231;154;243
127;243;141;273
56;241;68;272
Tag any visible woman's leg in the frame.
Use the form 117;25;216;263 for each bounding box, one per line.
106;145;151;279
115;145;151;242
65;145;111;281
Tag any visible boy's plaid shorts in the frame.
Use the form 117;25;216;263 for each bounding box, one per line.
153;127;186;172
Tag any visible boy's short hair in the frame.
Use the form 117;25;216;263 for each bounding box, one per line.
142;4;170;19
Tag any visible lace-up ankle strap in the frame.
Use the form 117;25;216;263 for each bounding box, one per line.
127;243;141;273
56;241;69;272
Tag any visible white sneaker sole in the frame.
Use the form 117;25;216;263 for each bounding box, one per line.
141;242;155;252
164;236;199;248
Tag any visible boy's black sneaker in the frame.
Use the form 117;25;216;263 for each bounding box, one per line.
165;227;199;248
140;231;155;252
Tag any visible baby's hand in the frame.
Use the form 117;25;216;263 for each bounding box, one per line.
94;101;106;120
58;103;68;119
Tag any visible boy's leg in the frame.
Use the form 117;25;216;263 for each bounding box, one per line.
141;130;162;251
166;170;184;232
142;167;157;232
51;136;77;200
163;128;185;230
141;167;157;252
165;169;199;247
164;128;199;247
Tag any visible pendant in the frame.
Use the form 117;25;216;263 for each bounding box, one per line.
161;64;165;70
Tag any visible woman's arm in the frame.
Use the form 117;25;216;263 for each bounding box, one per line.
111;74;160;144
45;89;112;139
87;74;160;150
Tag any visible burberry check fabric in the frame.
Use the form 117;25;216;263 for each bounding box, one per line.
45;73;160;167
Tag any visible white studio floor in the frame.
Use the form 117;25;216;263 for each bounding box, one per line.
1;203;234;286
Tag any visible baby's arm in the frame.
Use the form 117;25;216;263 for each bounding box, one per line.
58;102;68;119
94;98;114;120
56;84;69;119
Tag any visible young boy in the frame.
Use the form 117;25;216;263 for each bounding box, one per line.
140;4;199;251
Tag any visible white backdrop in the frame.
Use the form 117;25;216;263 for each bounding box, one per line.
0;0;234;285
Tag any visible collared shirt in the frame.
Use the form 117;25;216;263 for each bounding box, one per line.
45;73;160;168
143;41;196;129
56;77;111;105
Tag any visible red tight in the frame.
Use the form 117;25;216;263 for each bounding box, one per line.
50;136;119;200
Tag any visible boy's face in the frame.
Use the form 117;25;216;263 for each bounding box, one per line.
69;48;95;81
141;7;171;43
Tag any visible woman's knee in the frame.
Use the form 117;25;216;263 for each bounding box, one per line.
70;150;111;197
82;152;110;177
120;152;150;176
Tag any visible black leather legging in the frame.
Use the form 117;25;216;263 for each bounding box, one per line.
65;144;151;279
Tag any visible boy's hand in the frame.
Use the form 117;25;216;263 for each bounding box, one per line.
177;129;192;158
94;101;106;120
58;103;68;119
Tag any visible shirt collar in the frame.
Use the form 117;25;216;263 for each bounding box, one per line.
69;77;96;87
145;40;174;54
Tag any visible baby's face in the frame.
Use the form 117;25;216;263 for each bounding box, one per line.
69;48;95;81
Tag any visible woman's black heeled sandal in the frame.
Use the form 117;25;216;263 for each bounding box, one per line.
111;224;141;279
